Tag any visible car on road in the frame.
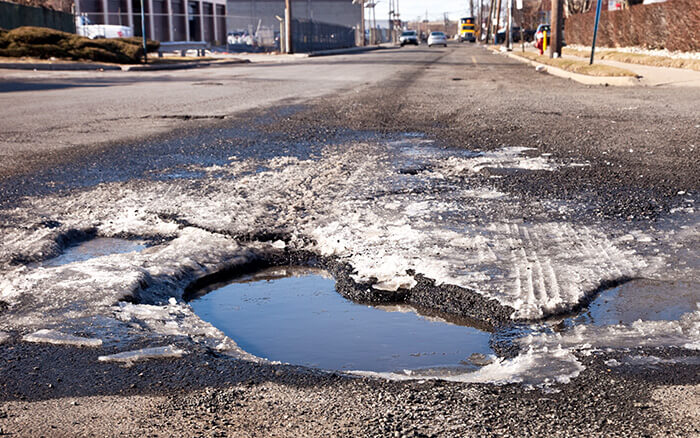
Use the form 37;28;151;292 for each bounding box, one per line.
427;31;447;47
399;30;419;47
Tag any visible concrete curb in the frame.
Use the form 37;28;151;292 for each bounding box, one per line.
122;59;249;71
0;62;121;71
307;45;388;58
491;48;640;87
0;58;249;72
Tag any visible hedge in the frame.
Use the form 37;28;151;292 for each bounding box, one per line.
564;0;699;52
0;26;160;63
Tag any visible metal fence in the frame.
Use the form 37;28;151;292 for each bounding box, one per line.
0;0;75;33
291;19;355;53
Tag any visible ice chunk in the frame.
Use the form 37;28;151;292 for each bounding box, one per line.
97;345;187;362
0;331;9;344
23;329;102;347
350;346;585;388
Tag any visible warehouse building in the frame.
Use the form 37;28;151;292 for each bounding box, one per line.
74;0;227;43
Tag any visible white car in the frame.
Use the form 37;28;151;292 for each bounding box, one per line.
427;31;447;47
75;15;133;39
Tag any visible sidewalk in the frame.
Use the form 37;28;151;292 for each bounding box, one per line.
497;45;700;87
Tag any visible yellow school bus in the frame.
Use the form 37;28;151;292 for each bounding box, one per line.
459;17;476;42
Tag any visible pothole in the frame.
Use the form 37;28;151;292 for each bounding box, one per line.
39;237;146;267
188;266;496;373
566;279;700;326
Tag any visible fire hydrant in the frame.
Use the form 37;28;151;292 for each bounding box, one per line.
536;30;548;55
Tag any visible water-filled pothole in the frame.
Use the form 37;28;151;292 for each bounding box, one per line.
188;267;495;373
40;238;146;267
566;279;700;327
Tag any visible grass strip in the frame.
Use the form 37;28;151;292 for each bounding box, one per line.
562;48;700;71
515;51;637;77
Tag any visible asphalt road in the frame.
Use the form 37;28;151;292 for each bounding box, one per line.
0;44;698;437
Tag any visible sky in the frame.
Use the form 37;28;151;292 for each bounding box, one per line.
372;0;474;22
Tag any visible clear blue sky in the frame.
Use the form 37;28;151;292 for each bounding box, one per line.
374;0;474;22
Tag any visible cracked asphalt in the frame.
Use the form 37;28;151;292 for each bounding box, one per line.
0;44;698;436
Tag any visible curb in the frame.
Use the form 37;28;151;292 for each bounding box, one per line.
0;58;249;72
307;45;387;58
490;48;640;86
0;62;121;71
122;59;249;71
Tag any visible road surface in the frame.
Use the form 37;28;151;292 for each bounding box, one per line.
0;44;698;437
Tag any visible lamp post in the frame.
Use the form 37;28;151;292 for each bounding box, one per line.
140;0;147;63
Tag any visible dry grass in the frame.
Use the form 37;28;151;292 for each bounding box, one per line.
515;51;637;77
0;26;159;64
562;48;700;71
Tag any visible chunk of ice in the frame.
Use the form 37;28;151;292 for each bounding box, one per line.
97;345;187;363
23;329;102;347
0;331;9;344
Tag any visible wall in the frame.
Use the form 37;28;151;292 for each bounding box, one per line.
564;0;699;52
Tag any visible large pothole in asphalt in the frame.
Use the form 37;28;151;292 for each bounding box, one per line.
187;266;496;374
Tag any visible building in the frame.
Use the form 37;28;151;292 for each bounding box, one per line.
74;0;227;43
226;0;361;37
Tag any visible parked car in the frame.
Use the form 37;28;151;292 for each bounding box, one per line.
427;31;447;47
75;15;132;39
227;31;254;46
399;30;419;46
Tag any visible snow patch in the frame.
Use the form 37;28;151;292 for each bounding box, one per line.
23;329;102;347
97;345;187;363
351;346;585;388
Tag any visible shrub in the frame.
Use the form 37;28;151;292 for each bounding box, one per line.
0;26;160;63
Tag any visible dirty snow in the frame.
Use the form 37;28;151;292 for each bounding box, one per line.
352;345;585;389
97;345;187;363
23;329;102;347
0;135;697;385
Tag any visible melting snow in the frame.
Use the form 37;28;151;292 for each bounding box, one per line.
23;329;102;347
98;345;187;363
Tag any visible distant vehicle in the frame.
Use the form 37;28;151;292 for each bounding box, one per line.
75;15;133;39
427;31;447;47
458;17;476;42
227;31;254;46
399;30;419;46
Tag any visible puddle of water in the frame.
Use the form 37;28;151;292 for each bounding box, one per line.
41;238;146;267
572;279;699;326
188;267;494;373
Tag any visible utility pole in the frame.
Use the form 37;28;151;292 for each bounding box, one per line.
506;0;512;50
485;0;494;44
285;0;293;53
549;0;563;57
495;0;502;44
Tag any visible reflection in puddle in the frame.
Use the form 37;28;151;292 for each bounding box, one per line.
41;238;146;267
188;267;494;373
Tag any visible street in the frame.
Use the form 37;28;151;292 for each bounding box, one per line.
0;44;698;436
